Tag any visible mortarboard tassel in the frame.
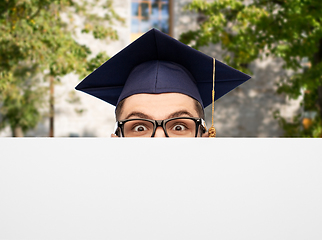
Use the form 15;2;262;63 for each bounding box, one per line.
208;58;216;138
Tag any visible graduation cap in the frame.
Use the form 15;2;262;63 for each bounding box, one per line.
75;28;251;137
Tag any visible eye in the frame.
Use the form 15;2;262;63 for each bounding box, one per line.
172;124;187;131
133;125;148;132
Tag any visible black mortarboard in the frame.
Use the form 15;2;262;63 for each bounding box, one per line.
75;28;251;109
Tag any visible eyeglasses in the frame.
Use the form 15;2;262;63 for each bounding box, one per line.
115;117;207;137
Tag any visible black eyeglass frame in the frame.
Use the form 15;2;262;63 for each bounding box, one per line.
115;117;207;137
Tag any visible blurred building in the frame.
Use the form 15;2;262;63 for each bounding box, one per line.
0;0;301;137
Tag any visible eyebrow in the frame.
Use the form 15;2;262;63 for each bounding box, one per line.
167;110;194;119
124;110;194;120
125;112;152;120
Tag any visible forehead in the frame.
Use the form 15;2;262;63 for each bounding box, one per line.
119;93;199;120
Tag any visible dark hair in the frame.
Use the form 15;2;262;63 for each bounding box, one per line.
115;98;126;121
115;96;205;121
194;99;205;119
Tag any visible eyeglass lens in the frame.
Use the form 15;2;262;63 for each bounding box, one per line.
123;118;197;137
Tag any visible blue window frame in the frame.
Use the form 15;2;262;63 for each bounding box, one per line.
131;0;171;40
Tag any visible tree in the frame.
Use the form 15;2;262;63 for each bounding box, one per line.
179;0;322;137
0;63;46;137
0;0;123;136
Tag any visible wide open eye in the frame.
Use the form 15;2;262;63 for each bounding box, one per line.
171;124;187;131
123;119;154;137
133;124;148;132
166;118;196;137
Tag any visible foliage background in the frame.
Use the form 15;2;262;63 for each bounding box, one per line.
180;0;322;137
0;0;123;136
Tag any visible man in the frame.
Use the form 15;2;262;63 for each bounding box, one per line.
76;29;251;137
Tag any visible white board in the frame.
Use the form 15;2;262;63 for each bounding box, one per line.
0;138;321;240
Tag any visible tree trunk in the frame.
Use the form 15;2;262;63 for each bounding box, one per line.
314;38;322;120
49;76;54;137
318;86;322;119
12;126;24;137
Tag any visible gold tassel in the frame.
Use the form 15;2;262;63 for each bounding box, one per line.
208;58;216;138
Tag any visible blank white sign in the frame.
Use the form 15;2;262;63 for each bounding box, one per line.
0;138;321;240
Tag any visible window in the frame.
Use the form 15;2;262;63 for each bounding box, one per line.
131;0;171;41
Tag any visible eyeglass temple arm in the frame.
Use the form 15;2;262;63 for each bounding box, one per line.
201;119;207;132
113;122;123;137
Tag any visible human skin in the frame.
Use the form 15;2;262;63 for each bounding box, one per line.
111;93;208;138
